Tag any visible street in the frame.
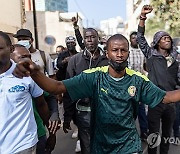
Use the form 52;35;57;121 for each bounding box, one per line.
52;124;78;154
52;123;180;154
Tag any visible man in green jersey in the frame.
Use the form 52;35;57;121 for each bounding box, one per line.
13;34;180;154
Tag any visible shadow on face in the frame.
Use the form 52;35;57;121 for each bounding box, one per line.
106;34;129;62
0;34;12;66
84;28;99;53
11;45;31;63
158;35;172;50
56;46;65;54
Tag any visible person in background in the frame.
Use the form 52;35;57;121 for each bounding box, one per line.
173;38;180;144
54;45;65;71
99;37;107;52
56;36;78;81
72;15;85;50
63;28;108;154
56;36;79;145
137;5;179;154
13;33;180;154
128;31;148;141
72;16;107;53
56;45;65;54
14;29;55;78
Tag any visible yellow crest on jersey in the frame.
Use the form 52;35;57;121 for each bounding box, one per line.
128;86;136;97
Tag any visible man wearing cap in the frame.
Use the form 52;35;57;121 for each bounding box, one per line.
14;29;55;78
137;5;179;154
56;36;78;147
56;36;78;81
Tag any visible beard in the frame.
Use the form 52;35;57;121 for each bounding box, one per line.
108;59;128;73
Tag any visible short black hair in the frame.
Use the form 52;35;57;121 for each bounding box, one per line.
56;45;65;49
130;31;137;38
106;34;129;50
84;28;98;36
0;31;12;46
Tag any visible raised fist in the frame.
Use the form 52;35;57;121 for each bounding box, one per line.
141;5;153;16
72;13;79;27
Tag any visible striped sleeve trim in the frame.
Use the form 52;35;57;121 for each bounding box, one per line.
83;66;108;74
126;67;149;81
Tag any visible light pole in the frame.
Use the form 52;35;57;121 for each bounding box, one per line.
32;0;39;49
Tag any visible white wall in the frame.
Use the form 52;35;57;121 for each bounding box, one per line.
25;11;83;53
0;0;23;33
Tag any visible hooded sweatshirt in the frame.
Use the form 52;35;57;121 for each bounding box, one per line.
137;26;178;91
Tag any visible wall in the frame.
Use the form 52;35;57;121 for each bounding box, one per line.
0;0;23;34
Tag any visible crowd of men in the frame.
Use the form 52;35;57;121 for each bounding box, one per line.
0;4;180;154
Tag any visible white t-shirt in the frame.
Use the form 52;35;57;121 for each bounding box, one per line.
31;50;55;76
0;60;43;153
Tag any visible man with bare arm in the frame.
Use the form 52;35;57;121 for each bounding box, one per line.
14;34;180;154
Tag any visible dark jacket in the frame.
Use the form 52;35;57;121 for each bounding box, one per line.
56;50;77;81
137;26;179;91
63;48;108;123
74;28;85;50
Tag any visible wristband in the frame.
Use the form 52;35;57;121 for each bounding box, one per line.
74;25;79;30
140;15;147;20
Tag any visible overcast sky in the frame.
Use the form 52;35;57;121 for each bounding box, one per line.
68;0;126;28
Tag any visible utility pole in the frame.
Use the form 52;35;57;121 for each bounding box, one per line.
32;0;39;49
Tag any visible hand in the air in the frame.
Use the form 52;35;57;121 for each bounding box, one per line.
141;5;153;16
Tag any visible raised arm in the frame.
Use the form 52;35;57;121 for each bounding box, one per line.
137;5;153;58
13;58;67;95
32;71;66;95
72;15;85;50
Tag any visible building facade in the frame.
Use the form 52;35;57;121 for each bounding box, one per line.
25;11;83;53
100;16;125;37
25;0;68;12
0;0;24;38
125;0;150;35
36;0;68;12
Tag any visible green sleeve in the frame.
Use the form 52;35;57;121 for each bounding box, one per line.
32;100;46;138
140;81;166;108
62;71;95;101
43;91;49;96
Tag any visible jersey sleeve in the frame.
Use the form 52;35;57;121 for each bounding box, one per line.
62;71;96;102
140;80;166;108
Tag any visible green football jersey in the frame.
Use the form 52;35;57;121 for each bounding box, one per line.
32;100;46;138
63;66;166;154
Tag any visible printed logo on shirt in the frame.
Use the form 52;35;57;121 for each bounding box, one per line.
101;88;108;94
34;59;40;63
8;85;26;92
128;86;136;97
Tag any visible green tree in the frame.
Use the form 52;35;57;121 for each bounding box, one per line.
146;0;180;37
